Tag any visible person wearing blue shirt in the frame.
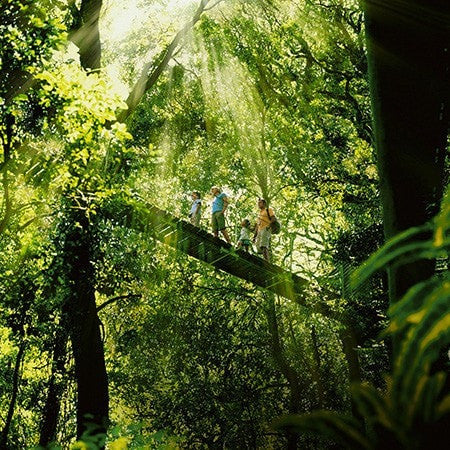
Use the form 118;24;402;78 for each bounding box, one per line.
210;186;231;244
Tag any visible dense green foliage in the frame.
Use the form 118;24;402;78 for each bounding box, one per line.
274;188;450;448
0;0;447;448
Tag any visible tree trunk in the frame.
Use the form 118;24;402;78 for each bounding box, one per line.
265;294;301;449
0;341;26;448
118;0;211;122
310;325;325;409
364;0;449;312
39;323;69;447
70;0;103;70
62;210;109;441
64;0;109;441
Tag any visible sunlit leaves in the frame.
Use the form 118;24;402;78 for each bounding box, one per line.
0;0;66;157
30;54;134;205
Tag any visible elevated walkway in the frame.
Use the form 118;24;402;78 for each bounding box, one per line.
109;200;338;320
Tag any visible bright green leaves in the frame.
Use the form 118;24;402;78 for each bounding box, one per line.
1;0;134;231
33;56;132;210
434;187;450;247
0;0;66;159
0;0;66;91
35;62;128;143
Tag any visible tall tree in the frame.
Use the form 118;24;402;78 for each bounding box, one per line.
364;0;449;315
69;0;103;70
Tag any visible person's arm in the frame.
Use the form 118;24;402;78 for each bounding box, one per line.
222;195;229;213
268;208;276;223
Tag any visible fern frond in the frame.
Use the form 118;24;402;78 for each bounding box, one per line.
413;372;447;423
350;382;393;431
272;411;371;450
437;395;450;418
351;186;450;289
384;277;443;335
351;232;433;288
393;284;450;411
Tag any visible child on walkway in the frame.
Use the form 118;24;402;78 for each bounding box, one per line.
237;219;252;252
189;191;202;226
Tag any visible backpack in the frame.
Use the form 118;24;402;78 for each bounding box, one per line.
266;208;281;235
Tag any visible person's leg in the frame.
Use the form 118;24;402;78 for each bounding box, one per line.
221;228;231;244
212;213;218;237
260;228;271;262
255;230;263;254
216;212;231;244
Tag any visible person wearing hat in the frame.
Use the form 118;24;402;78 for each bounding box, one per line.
210;186;231;244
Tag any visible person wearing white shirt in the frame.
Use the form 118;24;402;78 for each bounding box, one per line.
237;219;252;252
189;191;202;226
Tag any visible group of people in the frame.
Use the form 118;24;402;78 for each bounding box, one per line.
188;186;277;262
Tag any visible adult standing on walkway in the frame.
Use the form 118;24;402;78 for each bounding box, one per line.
210;186;231;244
254;198;275;262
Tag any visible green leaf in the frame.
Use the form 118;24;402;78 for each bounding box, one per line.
393;284;450;409
350;383;393;431
350;224;433;288
272;411;370;449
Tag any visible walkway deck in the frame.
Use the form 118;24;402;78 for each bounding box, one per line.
110;200;337;319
